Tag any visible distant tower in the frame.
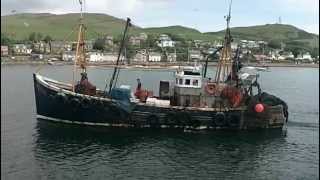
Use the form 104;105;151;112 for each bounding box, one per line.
278;16;282;24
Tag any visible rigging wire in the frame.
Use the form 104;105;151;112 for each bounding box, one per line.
113;27;130;89
35;25;78;73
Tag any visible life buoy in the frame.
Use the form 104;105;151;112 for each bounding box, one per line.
205;83;216;95
227;113;241;127
214;112;226;127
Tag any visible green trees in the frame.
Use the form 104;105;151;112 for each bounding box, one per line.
93;38;105;51
28;32;42;42
43;35;52;43
267;39;281;49
311;47;319;58
1;33;15;45
284;41;309;57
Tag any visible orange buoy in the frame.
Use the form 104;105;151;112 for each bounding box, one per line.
205;83;216;95
255;103;264;113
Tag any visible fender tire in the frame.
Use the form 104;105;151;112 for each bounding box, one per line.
227;113;241;127
214;112;226;127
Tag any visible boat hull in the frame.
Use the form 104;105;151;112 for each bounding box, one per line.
33;74;286;130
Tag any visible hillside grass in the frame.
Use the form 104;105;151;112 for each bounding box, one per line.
1;13;318;50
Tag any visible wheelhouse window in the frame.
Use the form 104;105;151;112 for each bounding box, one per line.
193;79;198;86
185;79;191;85
179;79;183;85
184;71;201;76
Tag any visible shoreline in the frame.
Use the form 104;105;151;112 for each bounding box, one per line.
1;60;319;69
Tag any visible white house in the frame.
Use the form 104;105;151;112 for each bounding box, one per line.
148;52;161;62
12;44;32;55
297;52;312;61
157;34;175;48
62;51;76;61
104;36;113;46
240;40;248;48
247;41;259;48
213;40;223;48
133;49;148;62
168;52;177;62
189;49;202;60
89;52;124;62
51;41;72;54
231;42;238;50
129;33;148;46
1;46;9;56
281;51;294;59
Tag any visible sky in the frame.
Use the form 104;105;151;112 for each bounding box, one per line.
1;0;319;34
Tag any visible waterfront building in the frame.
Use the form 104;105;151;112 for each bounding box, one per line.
129;33;148;46
148;52;162;62
62;51;76;61
12;44;32;55
104;35;114;46
71;40;94;51
189;49;202;61
51;41;72;54
33;41;50;54
297;52;312;61
231;42;238;50
168;52;177;62
88;52;124;62
157;34;175;48
133;49;148;62
1;45;9;56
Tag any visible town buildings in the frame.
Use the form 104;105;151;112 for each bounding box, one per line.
157;34;175;48
1;46;9;56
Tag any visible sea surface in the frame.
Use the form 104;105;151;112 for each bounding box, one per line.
1;64;319;180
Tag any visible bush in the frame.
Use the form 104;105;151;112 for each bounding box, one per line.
267;39;281;49
93;38;105;51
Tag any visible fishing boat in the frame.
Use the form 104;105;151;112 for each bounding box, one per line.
33;1;288;130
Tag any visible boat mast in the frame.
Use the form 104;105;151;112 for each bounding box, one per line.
72;0;87;92
214;0;233;85
107;18;131;94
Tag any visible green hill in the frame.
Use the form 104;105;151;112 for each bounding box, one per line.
143;25;216;40
1;13;318;50
1;13;142;40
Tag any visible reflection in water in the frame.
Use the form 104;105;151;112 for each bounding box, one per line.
2;65;318;179
34;120;287;179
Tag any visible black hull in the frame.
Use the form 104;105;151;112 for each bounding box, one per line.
33;73;286;130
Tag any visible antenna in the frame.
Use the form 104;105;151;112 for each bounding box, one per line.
79;0;83;18
226;0;233;27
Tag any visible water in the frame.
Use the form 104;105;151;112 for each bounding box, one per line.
1;65;319;180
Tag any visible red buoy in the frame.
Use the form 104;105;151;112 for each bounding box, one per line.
255;103;264;113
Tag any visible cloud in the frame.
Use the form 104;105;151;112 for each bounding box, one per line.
1;0;318;34
275;0;319;14
1;0;171;16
